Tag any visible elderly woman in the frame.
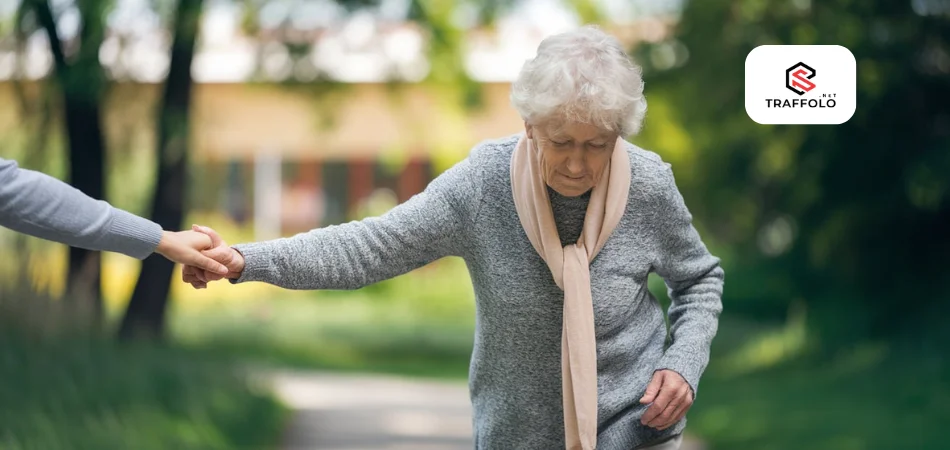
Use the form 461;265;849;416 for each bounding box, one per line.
185;26;723;450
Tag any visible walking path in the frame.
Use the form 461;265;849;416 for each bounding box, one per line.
266;370;705;450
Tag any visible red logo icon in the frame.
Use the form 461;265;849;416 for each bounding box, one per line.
786;62;816;95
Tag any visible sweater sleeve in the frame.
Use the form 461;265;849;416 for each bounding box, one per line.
230;154;482;290
0;158;163;259
651;164;724;398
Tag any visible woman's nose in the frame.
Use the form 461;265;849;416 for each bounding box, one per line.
566;153;586;175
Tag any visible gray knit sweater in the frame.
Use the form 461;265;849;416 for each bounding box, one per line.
232;134;724;449
0;157;162;259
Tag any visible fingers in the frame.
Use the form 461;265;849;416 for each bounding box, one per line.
182;266;198;283
639;371;664;404
193;268;227;283
179;224;237;289
182;266;207;289
641;380;675;426
193;224;224;248
202;245;235;268
186;249;230;276
656;394;692;430
651;385;692;429
182;264;223;285
656;396;692;430
641;370;694;429
190;225;233;276
182;265;202;283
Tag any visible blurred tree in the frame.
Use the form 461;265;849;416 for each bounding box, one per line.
118;0;204;340
26;0;110;330
636;0;950;344
116;0;531;339
13;0;577;338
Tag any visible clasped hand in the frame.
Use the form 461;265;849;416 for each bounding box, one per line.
179;225;244;289
639;369;694;430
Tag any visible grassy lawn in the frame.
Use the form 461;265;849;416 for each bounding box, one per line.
690;315;948;450
168;258;948;450
170;258;476;380
0;332;288;450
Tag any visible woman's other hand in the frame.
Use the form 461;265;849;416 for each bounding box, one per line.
155;230;230;276
181;225;245;289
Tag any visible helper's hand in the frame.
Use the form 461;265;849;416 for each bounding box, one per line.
639;369;694;430
155;230;229;276
181;224;245;289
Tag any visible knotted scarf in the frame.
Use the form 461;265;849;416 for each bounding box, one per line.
510;134;631;450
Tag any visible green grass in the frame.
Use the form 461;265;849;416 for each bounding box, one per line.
688;313;949;450
176;298;949;450
169;259;949;449
0;332;289;450
171;258;476;379
172;292;475;380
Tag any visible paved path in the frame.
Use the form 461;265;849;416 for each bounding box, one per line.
266;370;705;450
269;371;473;450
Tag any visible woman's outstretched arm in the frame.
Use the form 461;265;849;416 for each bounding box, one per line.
191;155;483;290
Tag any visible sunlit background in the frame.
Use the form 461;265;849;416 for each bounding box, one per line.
0;0;947;448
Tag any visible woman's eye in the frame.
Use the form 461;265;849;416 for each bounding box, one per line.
589;143;607;149
552;141;570;146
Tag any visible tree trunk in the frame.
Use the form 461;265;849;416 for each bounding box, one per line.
64;101;107;329
32;0;108;331
118;0;204;341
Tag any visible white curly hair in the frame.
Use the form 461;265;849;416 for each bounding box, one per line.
510;25;648;136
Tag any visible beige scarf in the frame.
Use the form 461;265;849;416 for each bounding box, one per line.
510;134;631;450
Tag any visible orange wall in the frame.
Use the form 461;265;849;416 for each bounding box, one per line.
0;81;524;163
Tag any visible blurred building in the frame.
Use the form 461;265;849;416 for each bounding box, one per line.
188;80;525;238
0;12;673;239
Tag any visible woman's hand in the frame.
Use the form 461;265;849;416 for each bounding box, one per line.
639;369;694;430
155;230;230;276
181;225;245;289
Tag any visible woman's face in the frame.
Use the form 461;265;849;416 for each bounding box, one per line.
526;120;619;197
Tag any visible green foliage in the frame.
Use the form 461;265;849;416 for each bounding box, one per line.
0;332;288;450
172;258;477;379
689;314;949;450
169;260;950;449
634;0;950;342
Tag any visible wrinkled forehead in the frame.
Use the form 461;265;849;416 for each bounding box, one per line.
536;119;616;141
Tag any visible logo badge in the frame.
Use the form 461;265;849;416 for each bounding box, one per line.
745;45;856;125
786;62;816;95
